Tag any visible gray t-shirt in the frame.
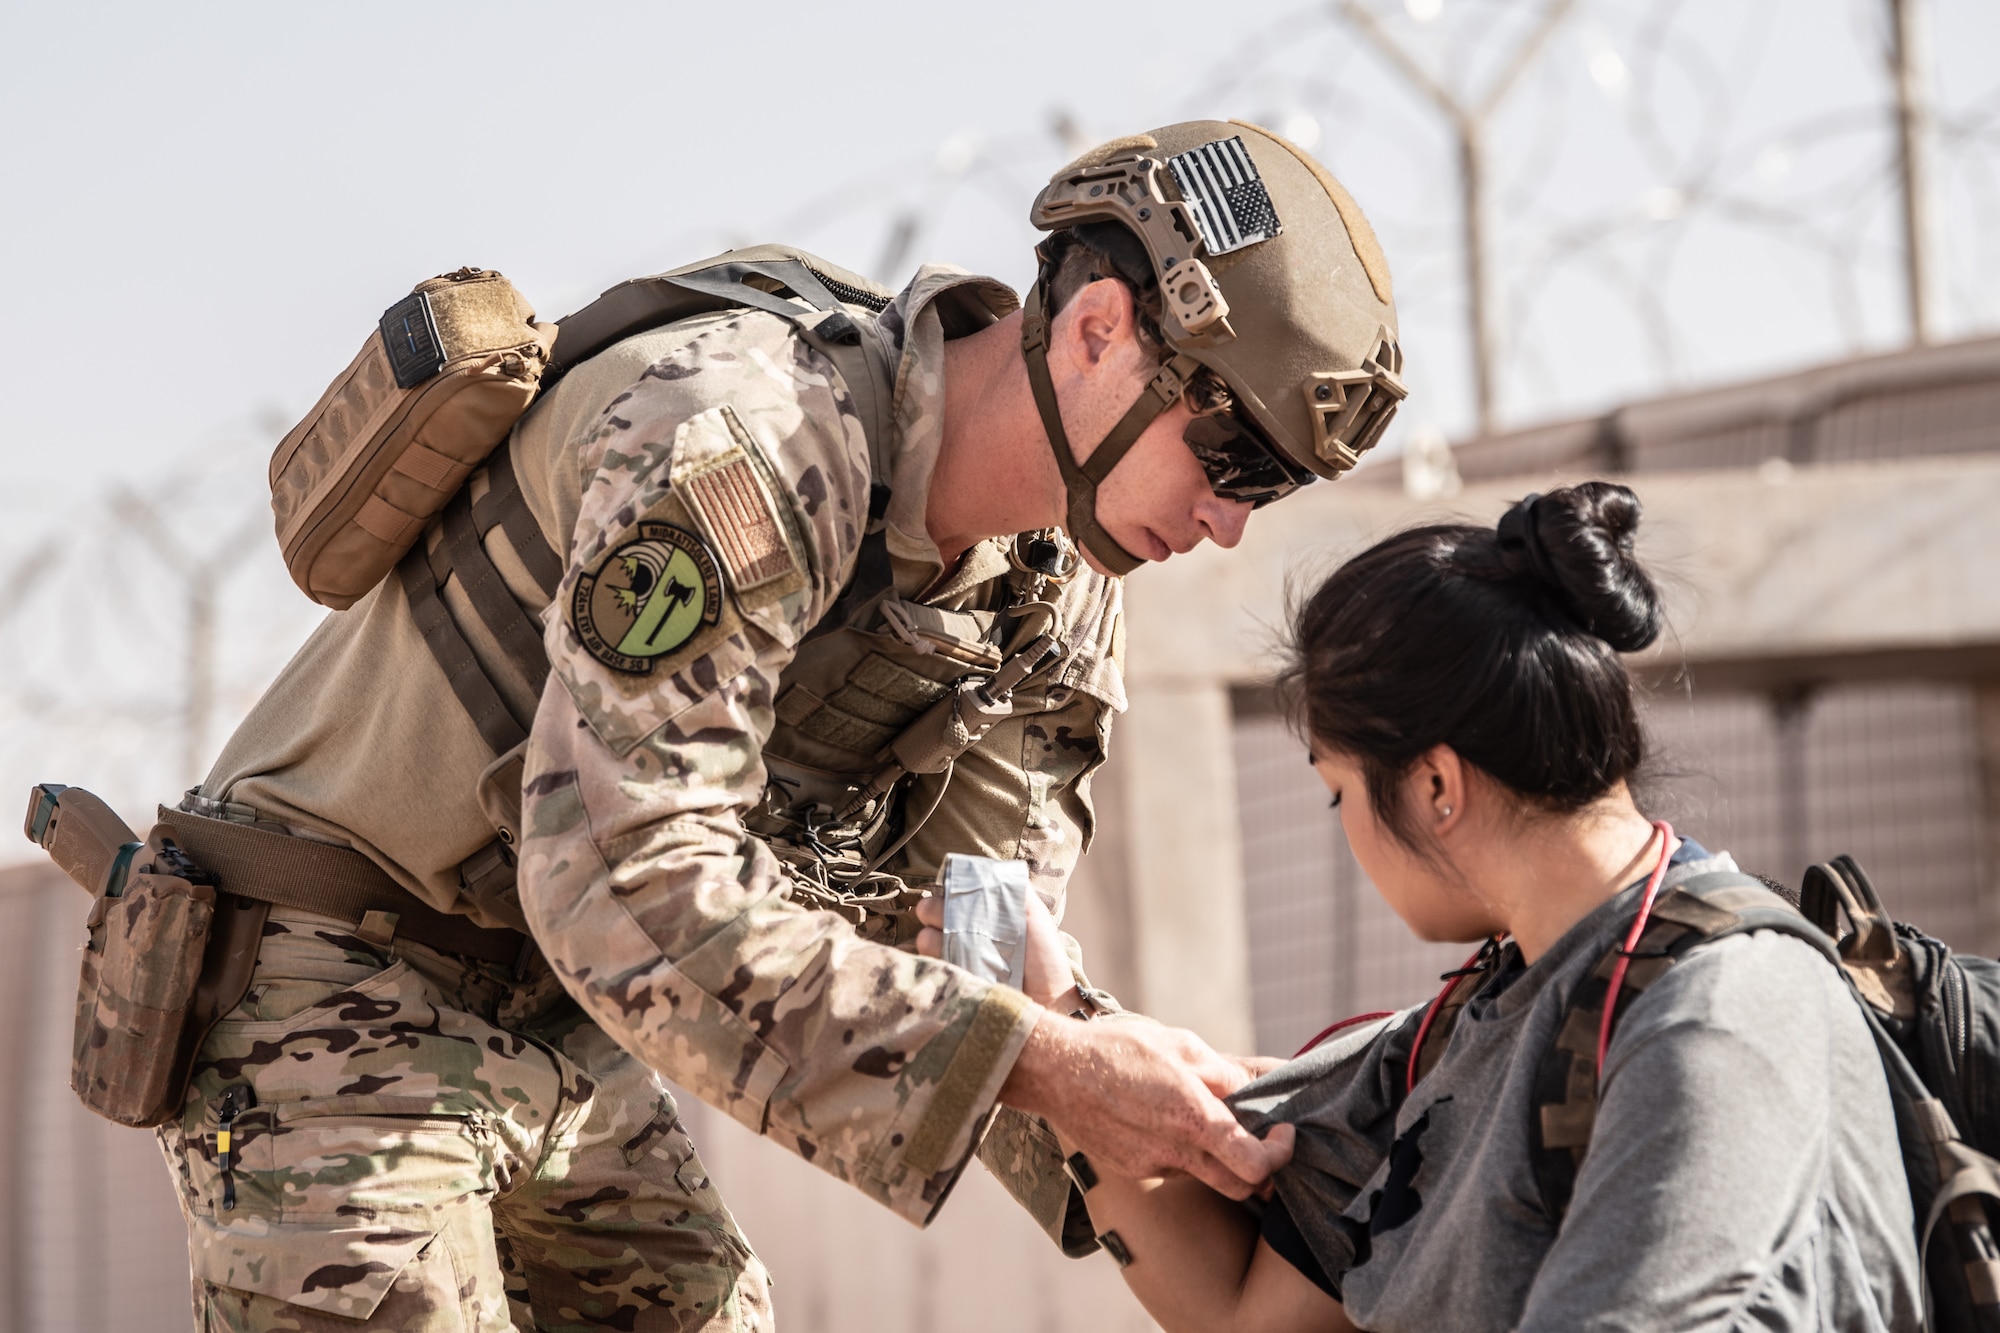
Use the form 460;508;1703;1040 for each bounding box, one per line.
1231;851;1921;1332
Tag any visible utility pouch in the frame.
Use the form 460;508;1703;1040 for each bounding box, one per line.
270;268;556;609
72;834;217;1127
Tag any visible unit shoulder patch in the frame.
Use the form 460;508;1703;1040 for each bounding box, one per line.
571;521;724;675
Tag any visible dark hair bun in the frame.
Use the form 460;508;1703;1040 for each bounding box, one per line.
1495;482;1662;653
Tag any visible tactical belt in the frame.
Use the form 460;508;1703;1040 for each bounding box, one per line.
157;808;531;967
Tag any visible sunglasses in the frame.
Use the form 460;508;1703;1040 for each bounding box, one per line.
1181;376;1315;508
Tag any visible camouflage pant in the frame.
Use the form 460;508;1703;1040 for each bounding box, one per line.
157;907;773;1331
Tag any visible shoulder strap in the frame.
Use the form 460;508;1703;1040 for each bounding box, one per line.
547;250;898;477
415;250;903;734
549;249;903;629
1530;871;1836;1221
1533;868;2000;1328
397;443;558;756
1404;938;1506;1094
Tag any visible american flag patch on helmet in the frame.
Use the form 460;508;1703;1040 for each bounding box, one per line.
1167;136;1282;256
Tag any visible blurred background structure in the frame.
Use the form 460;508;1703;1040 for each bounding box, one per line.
6;0;2000;1327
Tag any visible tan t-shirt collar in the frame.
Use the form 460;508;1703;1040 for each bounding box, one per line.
874;265;1020;587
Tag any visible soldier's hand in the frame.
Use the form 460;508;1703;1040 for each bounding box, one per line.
998;1011;1293;1200
1231;1053;1286;1081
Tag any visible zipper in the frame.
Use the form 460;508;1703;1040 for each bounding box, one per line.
1950;956;1970;1068
1946;950;1975;1131
215;1085;256;1212
802;262;892;313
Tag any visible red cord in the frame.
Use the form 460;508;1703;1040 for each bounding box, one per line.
1405;943;1494;1097
1596;820;1677;1090
1294;1011;1396;1059
1399;820;1677;1098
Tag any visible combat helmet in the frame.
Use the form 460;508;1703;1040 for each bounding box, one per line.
1023;119;1406;574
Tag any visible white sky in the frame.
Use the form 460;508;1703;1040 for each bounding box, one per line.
6;0;1997;495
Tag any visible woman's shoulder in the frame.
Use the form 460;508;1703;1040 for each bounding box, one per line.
1610;917;1867;1079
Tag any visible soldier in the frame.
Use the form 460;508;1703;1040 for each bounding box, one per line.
156;119;1403;1330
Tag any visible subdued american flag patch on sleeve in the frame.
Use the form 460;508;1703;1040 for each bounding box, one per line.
1167;136;1283;256
681;455;799;591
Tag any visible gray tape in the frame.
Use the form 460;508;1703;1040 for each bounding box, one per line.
940;853;1031;989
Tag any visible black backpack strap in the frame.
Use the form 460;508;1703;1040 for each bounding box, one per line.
1530;871;1838;1221
1532;863;2000;1327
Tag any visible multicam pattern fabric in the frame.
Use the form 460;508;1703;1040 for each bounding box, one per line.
519;267;1123;1238
164;909;770;1331
161;261;1126;1332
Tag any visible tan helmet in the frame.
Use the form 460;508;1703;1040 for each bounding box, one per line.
1021;119;1406;573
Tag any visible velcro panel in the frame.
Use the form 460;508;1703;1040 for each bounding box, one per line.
850;653;950;709
826;683;918;727
775;686;823;727
797;705;898;756
774;683;901;755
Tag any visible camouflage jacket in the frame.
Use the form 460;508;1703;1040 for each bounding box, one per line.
518;265;1124;1233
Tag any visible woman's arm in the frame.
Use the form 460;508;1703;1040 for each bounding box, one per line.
917;885;1358;1330
1060;1131;1355;1333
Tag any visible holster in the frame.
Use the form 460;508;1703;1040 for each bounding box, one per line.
25;786;269;1129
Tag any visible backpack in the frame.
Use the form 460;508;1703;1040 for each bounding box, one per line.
269;246;898;610
264;247;903;920
1386;856;2000;1331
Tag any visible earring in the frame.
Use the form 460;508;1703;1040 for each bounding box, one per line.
1440;805;1453;818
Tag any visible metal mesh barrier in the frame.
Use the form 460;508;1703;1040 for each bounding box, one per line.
1233;713;1465;1058
1236;680;1992;1059
1646;681;1989;947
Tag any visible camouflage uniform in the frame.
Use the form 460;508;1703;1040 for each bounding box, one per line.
518;264;1122;1232
164;261;1120;1328
171;909;769;1331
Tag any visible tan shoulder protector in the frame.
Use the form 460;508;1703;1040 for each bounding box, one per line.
270;268;556;609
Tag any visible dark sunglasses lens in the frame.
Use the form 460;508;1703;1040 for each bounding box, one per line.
1184;414;1305;507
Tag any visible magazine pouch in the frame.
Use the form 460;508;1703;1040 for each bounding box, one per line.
71;833;217;1127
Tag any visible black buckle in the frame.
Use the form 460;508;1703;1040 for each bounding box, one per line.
814;310;860;345
23;782;66;846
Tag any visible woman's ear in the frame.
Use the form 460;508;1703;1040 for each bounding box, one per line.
1411;744;1467;833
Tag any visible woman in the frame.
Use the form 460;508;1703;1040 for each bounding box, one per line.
961;483;1920;1331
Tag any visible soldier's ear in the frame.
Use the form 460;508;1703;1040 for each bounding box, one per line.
1060;277;1140;372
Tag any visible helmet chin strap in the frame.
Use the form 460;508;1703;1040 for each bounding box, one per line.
1020;281;1200;577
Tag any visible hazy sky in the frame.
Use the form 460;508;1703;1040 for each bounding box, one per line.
6;0;1996;501
0;1;1245;504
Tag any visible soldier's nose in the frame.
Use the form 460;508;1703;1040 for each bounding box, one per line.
1200;496;1253;550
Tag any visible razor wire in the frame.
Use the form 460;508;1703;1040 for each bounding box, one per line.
5;0;2000;843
